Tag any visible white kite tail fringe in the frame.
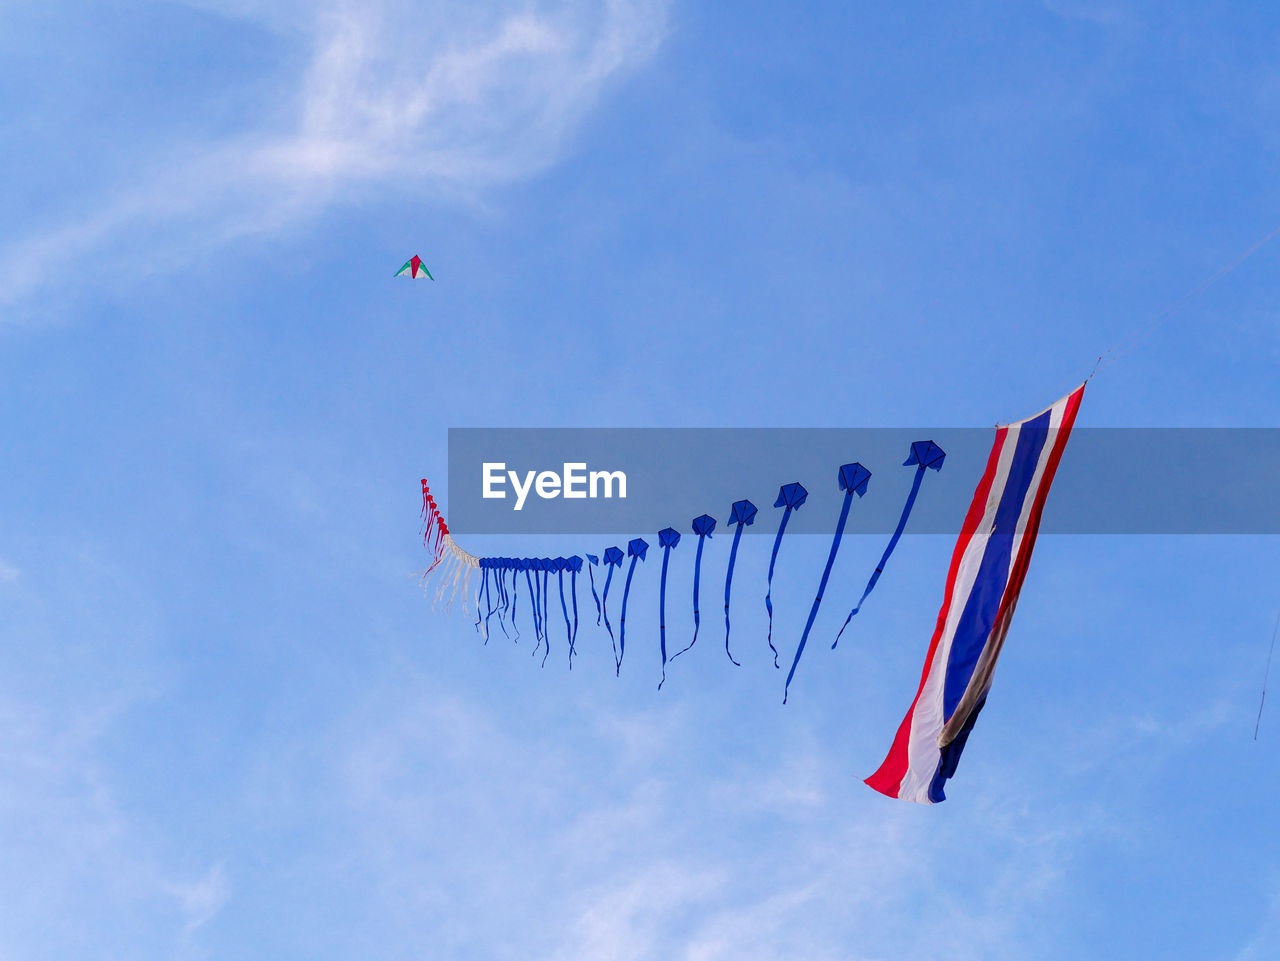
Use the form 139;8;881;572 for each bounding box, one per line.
421;532;479;614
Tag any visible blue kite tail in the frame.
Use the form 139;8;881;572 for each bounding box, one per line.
833;466;926;649
658;546;672;690
588;564;602;625
525;568;542;657
786;492;854;703
510;567;521;642
482;566;496;644
601;566;619;673
485;564;500;643
570;569;579;655
558;569;573;668
672;535;707;662
494;564;510;640
619;558;640;675
764;510;794;669
722;524;744;667
541;569;551;668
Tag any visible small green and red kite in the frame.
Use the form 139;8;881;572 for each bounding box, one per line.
395;255;434;280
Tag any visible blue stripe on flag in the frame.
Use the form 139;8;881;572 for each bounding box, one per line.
941;410;1052;717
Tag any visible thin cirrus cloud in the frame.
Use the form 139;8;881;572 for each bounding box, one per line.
0;0;669;312
0;542;224;956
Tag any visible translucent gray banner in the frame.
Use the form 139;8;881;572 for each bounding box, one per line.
445;428;1280;535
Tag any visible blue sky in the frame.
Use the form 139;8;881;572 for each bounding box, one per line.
2;1;1278;958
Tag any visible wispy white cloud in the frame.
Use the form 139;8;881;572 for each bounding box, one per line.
0;542;224;958
251;658;1094;961
548;861;728;961
1;0;668;311
164;862;231;936
251;0;666;186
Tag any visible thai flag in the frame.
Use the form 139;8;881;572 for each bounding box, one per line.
866;384;1085;804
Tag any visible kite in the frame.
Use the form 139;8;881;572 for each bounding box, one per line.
617;538;649;674
524;558;543;651
656;527;681;688
832;440;947;648
783;462;870;704
502;559;516;637
527;558;552;667
524;561;540;652
765;483;808;668
395;255;434;280
539;558;552;667
600;546;625;672
568;556;583;660
722;499;757;667
586;554;603;625
495;559;514;639
420;479;451;577
555;558;575;667
504;555;514;639
477;558;505;641
866;385;1084;804
419;478;477;611
670;514;717;665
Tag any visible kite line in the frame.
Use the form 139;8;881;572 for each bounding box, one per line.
1256;610;1280;741
1088;220;1280;381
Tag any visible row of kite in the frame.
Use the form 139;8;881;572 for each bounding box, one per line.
423;441;945;703
421;385;1086;803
